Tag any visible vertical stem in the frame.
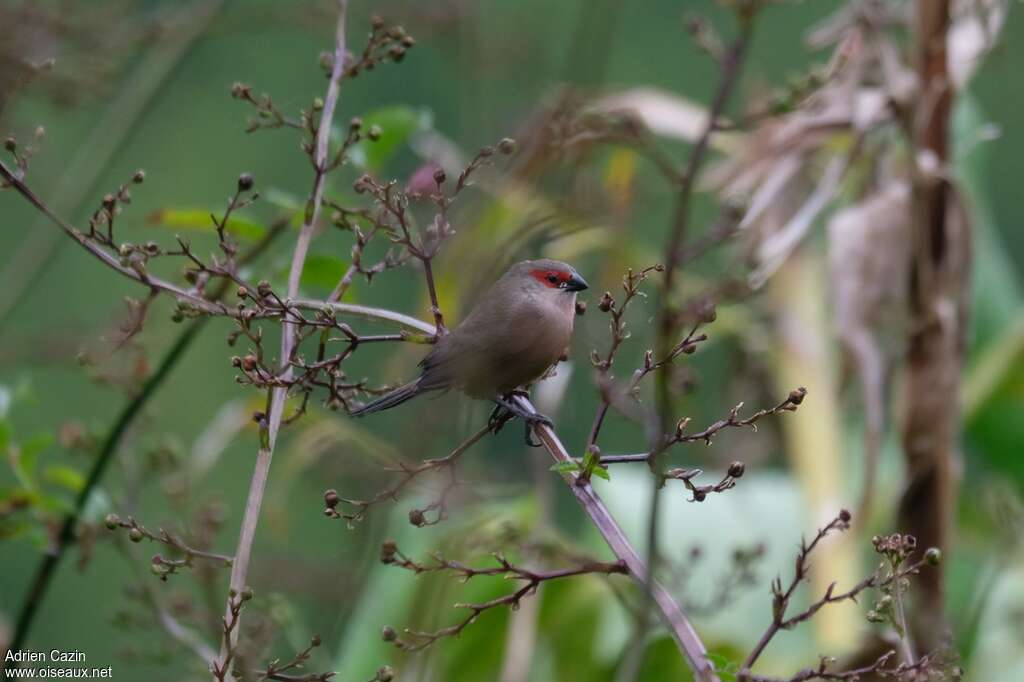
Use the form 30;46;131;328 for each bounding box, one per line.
898;0;960;652
213;2;348;678
634;12;756;678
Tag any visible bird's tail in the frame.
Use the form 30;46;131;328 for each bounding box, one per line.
350;377;425;417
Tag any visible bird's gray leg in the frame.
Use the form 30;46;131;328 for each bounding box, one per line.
492;393;554;447
487;403;515;434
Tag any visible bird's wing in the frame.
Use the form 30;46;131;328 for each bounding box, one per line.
419;298;561;395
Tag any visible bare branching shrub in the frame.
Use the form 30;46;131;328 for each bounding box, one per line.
2;0;1001;680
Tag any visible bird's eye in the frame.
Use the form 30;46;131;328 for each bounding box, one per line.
546;274;559;284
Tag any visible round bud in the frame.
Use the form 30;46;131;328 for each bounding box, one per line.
350;117;363;131
598;292;614;312
312;97;324;111
575;301;587;316
788;387;806;405
839;508;852;523
479;145;495;158
367;125;382;141
104;513;120;530
377;665;395;681
3;136;16;152
239;586;254;602
132;170;146;184
408;508;425;527
498;138;517;154
924;547;942;565
692;489;707;502
381;626;397;642
324;489;340;508
380;539;397;564
433;167;447;184
728;461;745;478
128;528;144;543
310;634;321;647
237;173;254;191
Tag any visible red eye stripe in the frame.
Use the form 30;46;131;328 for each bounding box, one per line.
529;269;569;288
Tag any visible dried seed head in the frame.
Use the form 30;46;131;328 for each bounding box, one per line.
380;539;398;564
498;137;517;154
697;300;717;324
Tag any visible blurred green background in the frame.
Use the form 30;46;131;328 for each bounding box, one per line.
2;0;1024;680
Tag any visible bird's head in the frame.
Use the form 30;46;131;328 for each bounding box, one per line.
508;259;588;296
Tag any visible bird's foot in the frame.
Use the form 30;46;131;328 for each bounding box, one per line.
488;403;515;434
492;394;554;447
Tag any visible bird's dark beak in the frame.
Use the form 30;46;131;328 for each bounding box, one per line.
565;271;588;292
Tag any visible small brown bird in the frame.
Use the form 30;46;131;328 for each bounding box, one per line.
351;259;587;433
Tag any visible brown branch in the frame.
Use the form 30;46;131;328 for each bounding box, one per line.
739;514;937;678
323;423;491;525
379;542;626;652
104;514;233;575
598;387;805;465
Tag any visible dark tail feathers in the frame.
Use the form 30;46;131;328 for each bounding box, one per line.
350;378;424;417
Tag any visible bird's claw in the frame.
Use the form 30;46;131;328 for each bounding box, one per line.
488;404;514;434
522;412;553;447
491;394;554;445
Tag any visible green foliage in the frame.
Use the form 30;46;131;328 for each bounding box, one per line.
0;384;83;543
346;105;432;172
146;207;268;241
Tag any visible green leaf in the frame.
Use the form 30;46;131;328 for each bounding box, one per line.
262;187;303;212
147;208;267;241
550;461;581;474
300;254;349;292
589;465;611;481
0;419;10;454
346;106;433;172
43;465;85;493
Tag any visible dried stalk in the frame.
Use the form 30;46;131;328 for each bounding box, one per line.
213;2;349;678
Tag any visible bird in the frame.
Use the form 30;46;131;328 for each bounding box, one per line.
350;259;588;436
